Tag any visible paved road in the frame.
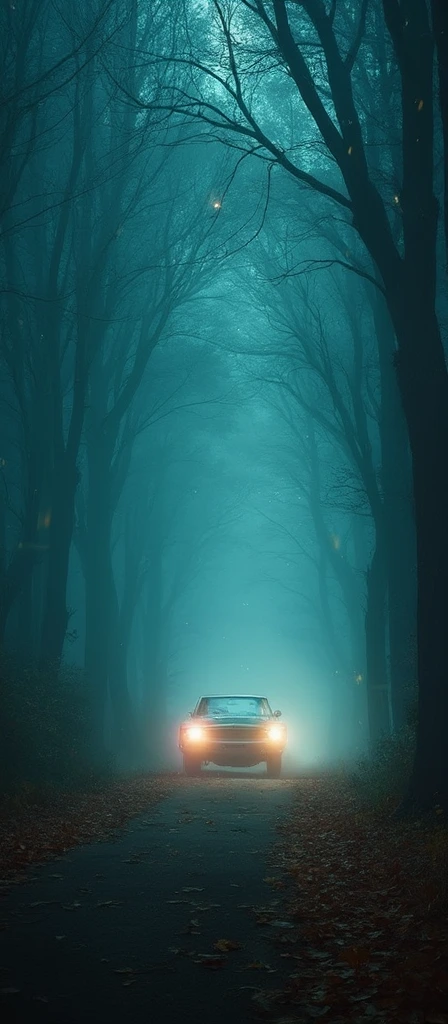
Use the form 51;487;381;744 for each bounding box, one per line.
0;774;294;1024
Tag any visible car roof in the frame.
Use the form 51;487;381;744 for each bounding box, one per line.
197;694;268;700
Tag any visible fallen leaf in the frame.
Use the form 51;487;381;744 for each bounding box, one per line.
193;955;227;969
29;900;58;908
214;939;243;952
251;989;282;1013
340;946;370;969
270;920;295;929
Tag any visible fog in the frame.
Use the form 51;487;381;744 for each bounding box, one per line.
3;0;447;812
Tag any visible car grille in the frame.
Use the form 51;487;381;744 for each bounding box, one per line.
207;726;267;742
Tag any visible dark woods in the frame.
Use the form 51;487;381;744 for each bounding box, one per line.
0;1;447;815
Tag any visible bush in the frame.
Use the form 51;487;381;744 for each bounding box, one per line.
349;690;419;812
0;650;108;796
350;724;416;812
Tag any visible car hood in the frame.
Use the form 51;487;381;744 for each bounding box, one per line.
189;716;274;727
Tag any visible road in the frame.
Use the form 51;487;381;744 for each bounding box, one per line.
0;774;294;1024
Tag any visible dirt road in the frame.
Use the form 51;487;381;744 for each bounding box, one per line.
0;774;293;1024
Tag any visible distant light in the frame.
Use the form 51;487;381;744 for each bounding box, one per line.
393;194;400;204
212;200;222;209
355;674;363;684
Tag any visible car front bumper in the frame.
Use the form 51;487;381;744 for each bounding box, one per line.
179;736;286;767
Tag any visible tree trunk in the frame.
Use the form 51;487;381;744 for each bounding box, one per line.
364;541;391;748
306;423;367;753
372;290;417;730
16;571;34;656
84;438;113;759
392;307;448;812
0;454;41;645
145;663;169;769
431;0;448;272
380;0;448;810
108;575;137;762
39;456;79;664
138;553;171;768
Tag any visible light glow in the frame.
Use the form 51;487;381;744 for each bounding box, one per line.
185;725;204;741
267;725;283;742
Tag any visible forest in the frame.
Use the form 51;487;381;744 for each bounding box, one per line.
1;0;447;809
1;2;448;1022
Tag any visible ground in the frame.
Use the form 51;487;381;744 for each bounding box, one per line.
0;771;447;1024
0;773;293;1024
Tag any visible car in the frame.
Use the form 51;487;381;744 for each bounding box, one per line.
178;694;286;778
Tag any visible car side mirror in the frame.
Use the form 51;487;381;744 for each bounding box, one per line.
274;709;282;718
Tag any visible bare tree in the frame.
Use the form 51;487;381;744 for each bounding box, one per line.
140;0;446;811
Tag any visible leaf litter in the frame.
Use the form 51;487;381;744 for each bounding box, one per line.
0;773;176;883
251;776;448;1023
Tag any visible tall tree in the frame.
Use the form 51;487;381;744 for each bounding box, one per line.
146;0;447;811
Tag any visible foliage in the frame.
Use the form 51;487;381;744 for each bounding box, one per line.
349;699;417;812
0;652;106;795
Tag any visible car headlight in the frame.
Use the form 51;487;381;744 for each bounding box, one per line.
185;726;204;741
267;725;284;742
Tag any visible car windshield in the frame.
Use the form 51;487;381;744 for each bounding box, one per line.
195;696;271;718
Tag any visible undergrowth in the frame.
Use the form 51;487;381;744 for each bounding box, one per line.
350;724;416;812
0;650;111;800
349;701;448;915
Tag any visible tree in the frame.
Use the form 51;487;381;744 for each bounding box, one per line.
244;270;390;747
144;0;447;811
431;0;448;271
0;1;137;661
0;0;120;647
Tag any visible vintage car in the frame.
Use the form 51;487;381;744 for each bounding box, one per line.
179;694;286;777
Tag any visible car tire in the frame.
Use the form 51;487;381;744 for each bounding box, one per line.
183;755;202;777
266;754;282;778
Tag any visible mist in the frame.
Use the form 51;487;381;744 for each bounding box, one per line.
1;3;447;1020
